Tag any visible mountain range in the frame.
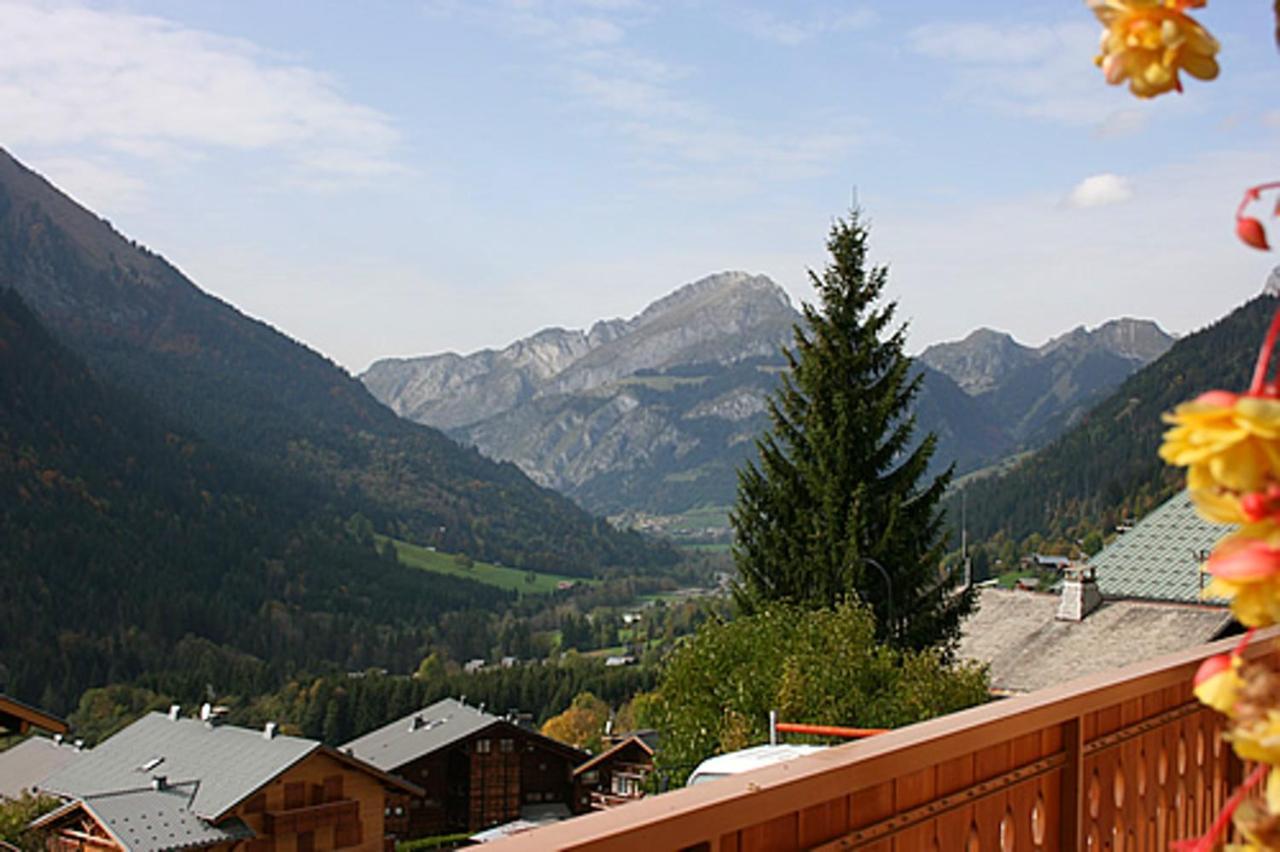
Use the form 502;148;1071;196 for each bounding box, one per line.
946;293;1277;554
363;275;1173;522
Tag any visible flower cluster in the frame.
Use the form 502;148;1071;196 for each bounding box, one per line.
1162;320;1280;847
1087;0;1220;98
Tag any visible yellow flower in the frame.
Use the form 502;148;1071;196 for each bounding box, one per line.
1088;0;1220;98
1161;391;1280;512
1194;652;1243;714
1229;708;1280;765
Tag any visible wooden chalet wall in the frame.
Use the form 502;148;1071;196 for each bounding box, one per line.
388;722;582;838
227;750;387;852
470;732;521;828
43;810;127;852
576;740;654;810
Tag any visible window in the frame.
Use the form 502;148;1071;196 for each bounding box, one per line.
244;794;266;814
322;775;343;803
475;739;491;754
580;770;598;785
499;738;514;753
284;782;306;810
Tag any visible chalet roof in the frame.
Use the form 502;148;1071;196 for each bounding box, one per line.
342;698;498;772
1091;490;1231;603
32;784;253;852
958;589;1233;694
0;694;67;736
0;736;83;800
40;713;318;819
573;735;654;777
342;698;588;773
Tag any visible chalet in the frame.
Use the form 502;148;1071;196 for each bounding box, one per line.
1024;553;1072;572
0;693;68;737
959;492;1236;694
572;735;654;811
32;707;420;852
340;698;588;839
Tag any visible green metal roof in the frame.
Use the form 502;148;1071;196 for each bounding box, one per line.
1091;490;1231;604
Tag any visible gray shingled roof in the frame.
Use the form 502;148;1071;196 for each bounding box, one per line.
0;737;83;799
959;589;1233;693
342;698;500;772
43;784;255;852
1091;490;1232;603
40;713;317;819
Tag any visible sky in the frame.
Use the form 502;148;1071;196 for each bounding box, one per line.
3;0;1279;372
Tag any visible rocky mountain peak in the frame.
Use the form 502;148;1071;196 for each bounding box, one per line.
631;272;792;330
1037;318;1173;362
922;318;1173;397
919;328;1035;395
362;271;800;429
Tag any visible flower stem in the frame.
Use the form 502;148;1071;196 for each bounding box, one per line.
1172;763;1268;852
1250;307;1280;394
1234;627;1257;657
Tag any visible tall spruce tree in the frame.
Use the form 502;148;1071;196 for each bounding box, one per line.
731;210;974;652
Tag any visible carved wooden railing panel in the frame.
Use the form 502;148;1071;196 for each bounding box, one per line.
484;628;1276;851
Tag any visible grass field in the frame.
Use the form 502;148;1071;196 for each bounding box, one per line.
386;537;592;595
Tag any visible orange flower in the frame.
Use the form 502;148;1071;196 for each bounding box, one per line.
1203;531;1280;627
1088;0;1220;98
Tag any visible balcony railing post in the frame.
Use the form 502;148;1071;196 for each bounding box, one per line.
1060;716;1084;850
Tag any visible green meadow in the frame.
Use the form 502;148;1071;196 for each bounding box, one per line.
386;537;592;595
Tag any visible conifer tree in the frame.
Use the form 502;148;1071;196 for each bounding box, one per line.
731;210;974;651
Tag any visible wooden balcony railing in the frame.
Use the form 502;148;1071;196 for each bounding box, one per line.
486;628;1277;851
263;798;358;836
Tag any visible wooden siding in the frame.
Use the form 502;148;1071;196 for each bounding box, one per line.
386;722;583;838
227;749;387;852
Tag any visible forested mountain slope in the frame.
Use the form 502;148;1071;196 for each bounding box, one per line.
0;289;511;712
0;147;667;573
948;295;1274;547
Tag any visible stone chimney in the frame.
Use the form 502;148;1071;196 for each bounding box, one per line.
1057;566;1102;622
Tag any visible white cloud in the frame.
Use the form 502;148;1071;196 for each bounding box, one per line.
0;1;403;187
1067;173;1134;208
434;0;863;193
23;156;147;213
909;22;1061;64
1095;109;1150;139
739;7;877;47
907;19;1169;129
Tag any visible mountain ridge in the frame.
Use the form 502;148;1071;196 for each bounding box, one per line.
364;279;1173;520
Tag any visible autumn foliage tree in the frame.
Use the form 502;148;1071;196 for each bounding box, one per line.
541;691;611;753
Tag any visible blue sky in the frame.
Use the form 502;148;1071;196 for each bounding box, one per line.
3;0;1279;370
